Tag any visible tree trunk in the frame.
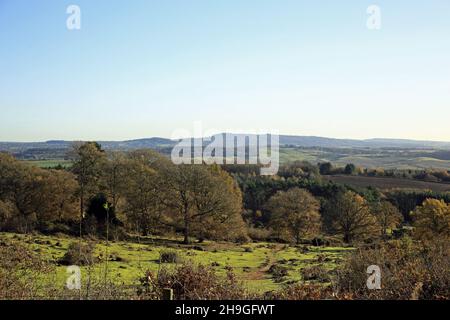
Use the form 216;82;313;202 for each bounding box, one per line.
80;195;84;216
295;232;301;245
79;194;84;238
183;216;190;244
344;233;351;244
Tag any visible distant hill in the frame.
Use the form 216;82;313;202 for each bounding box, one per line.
1;134;450;160
0;137;176;158
279;135;450;149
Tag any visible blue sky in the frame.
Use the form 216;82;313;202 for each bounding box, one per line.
1;0;449;142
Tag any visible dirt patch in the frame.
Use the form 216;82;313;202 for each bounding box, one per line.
244;244;284;281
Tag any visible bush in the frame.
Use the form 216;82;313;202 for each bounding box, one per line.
268;283;333;300
233;233;251;244
297;245;310;254
59;241;97;266
0;241;56;299
38;221;72;235
268;264;289;282
247;227;271;241
1;241;138;300
301;265;330;283
159;250;181;263
138;262;250;300
335;239;450;299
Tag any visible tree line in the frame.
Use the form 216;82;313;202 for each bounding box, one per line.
0;143;246;243
0;145;449;244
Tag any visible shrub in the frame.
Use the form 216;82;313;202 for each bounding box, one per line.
268;264;289;282
247;227;271;241
138;262;250;300
301;265;330;283
268;283;333;300
159;250;181;263
297;245;310;254
233;233;251;244
0;241;56;299
59;241;96;266
335;239;450;299
412;198;450;240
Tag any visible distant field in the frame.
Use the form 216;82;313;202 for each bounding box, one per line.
23;160;73;168
323;175;450;193
18;146;450;175
280;147;450;170
19;147;450;171
0;232;352;293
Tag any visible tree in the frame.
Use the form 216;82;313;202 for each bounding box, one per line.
122;157;161;236
84;193;121;236
319;162;333;175
266;188;321;244
100;151;127;212
323;191;378;243
386;190;450;222
159;164;246;244
0;154;56;232
36;169;79;223
194;164;247;241
372;201;403;239
0;153;78;232
344;163;356;175
0;199;15;231
70;142;106;220
118;149;175;236
412;198;450;240
127;149;171;170
278;161;319;179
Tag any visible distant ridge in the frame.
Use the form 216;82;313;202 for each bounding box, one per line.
1;134;450;160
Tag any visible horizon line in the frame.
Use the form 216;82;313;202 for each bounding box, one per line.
1;133;450;144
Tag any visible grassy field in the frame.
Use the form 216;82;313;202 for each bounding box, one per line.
280;147;450;169
323;175;450;192
22;146;450;171
0;232;352;294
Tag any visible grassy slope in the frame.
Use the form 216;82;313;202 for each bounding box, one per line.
0;232;352;294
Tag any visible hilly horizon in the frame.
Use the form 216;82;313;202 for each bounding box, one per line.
2;134;450;150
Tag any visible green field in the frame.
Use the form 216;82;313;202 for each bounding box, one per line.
22;146;450;171
0;232;352;294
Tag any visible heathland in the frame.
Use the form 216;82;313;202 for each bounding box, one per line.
0;141;449;300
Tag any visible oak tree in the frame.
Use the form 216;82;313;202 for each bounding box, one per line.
266;188;321;244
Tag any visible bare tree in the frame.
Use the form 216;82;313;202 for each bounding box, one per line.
323;191;378;243
159;164;245;244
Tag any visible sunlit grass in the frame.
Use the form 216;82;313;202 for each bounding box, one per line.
0;232;352;293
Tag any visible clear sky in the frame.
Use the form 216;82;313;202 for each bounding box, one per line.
1;0;449;142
